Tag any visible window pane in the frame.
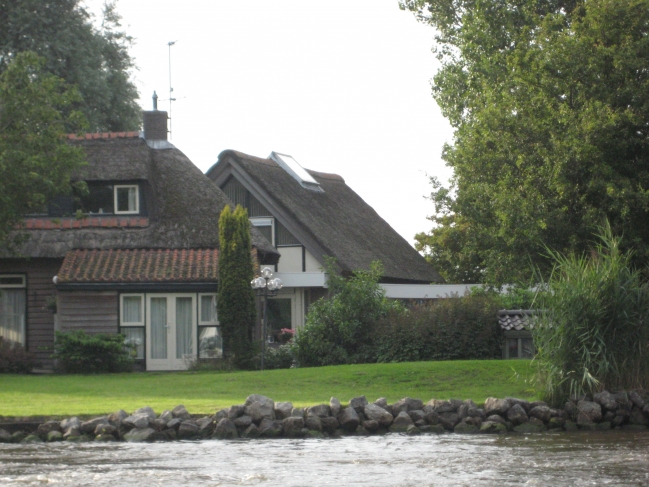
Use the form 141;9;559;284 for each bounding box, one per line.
0;276;24;287
176;297;193;359
199;326;222;358
255;224;272;244
122;296;142;324
507;338;519;359
77;184;114;214
0;289;26;346
116;186;137;212
200;295;217;323
521;338;534;358
123;327;144;360
150;297;167;359
266;299;292;342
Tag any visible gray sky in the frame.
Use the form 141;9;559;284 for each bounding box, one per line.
85;0;454;247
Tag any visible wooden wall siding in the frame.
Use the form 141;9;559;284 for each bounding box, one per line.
58;291;119;334
0;258;62;367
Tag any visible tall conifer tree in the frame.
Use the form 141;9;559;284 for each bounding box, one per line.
217;205;257;368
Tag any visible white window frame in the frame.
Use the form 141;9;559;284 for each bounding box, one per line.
198;293;219;326
114;185;139;214
120;293;144;326
250;217;274;246
0;275;26;289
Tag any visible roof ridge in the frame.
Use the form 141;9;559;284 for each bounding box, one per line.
306;168;345;182
66;131;141;140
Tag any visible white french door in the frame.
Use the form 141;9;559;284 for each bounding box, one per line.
146;294;196;371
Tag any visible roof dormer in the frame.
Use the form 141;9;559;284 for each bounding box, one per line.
269;152;323;192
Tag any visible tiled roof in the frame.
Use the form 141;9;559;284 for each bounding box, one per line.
58;248;220;283
24;217;148;230
67;132;140;140
498;310;536;331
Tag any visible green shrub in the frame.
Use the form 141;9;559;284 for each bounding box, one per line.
371;294;503;363
52;331;134;374
533;224;649;406
263;343;296;369
0;337;36;373
293;260;403;367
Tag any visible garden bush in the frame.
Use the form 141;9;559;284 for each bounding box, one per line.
370;294;503;363
533;225;649;406
293;260;403;367
52;331;134;373
263;343;296;369
0;337;36;373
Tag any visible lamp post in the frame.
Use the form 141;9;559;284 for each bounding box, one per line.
251;267;283;370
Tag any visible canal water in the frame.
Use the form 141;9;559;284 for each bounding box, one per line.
1;430;648;486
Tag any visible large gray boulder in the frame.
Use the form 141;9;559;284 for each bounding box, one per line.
364;403;393;427
305;414;322;431
349;396;369;414
390;411;415;432
321;416;339;434
124;427;158;442
178;421;200;439
480;421;507;434
228;405;245;420
196;417;215;437
213;419;238;439
134;407;156;421
439;412;460;431
0;429;13;443
172;405;191;420
80;417;109;435
123;414;151;430
392;397;424;415
529;405;552;422
594;391;618;411
338;407;360;432
330;398;342;418
233;415;253;428
282;417;305;437
259;418;283;437
629;391;645;409
60;417;80;432
308;404;331;418
577;400;602;424
274;402;293;420
505;397;531;412
506;404;529;425
245;395;276;423
428;400;456;414
484;398;512;416
158;410;173;423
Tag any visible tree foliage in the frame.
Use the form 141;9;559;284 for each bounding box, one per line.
403;0;649;285
0;52;87;251
217;205;257;369
0;0;140;132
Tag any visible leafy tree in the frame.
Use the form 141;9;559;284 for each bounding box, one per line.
403;0;649;285
0;52;87;251
0;0;140;132
217;205;257;368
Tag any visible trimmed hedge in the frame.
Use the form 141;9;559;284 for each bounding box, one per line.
52;331;134;373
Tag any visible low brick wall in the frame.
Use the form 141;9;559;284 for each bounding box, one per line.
2;390;648;443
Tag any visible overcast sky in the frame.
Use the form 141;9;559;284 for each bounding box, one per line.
84;0;454;247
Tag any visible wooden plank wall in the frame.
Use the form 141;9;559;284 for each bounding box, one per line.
0;258;62;368
58;291;119;334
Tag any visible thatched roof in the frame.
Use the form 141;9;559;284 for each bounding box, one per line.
9;136;279;264
207;150;444;284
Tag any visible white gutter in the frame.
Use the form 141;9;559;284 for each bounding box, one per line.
380;283;481;299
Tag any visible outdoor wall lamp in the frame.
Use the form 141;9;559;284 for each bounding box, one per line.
251;267;283;370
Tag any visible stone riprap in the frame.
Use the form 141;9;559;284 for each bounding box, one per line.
1;391;648;443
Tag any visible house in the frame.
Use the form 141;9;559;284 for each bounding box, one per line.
206;150;445;341
498;309;535;359
0;111;278;371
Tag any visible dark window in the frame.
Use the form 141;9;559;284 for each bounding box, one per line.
75;184;114;214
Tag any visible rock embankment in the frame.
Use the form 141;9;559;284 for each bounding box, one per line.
1;390;647;443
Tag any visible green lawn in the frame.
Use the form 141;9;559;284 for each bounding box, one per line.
0;360;536;419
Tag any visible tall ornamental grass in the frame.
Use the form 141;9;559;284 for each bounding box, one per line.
534;226;649;406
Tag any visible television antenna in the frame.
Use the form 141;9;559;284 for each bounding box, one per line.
168;40;178;138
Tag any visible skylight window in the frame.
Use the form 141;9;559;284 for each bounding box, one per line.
269;152;323;192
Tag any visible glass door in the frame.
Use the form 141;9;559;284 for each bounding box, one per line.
146;294;196;370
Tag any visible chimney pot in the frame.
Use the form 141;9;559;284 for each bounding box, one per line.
143;110;168;141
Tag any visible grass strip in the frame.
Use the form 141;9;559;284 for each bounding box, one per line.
0;360;536;418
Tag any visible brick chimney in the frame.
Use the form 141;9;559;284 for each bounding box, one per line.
143;110;168;141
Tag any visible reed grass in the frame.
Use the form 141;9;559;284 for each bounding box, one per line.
533;224;649;406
